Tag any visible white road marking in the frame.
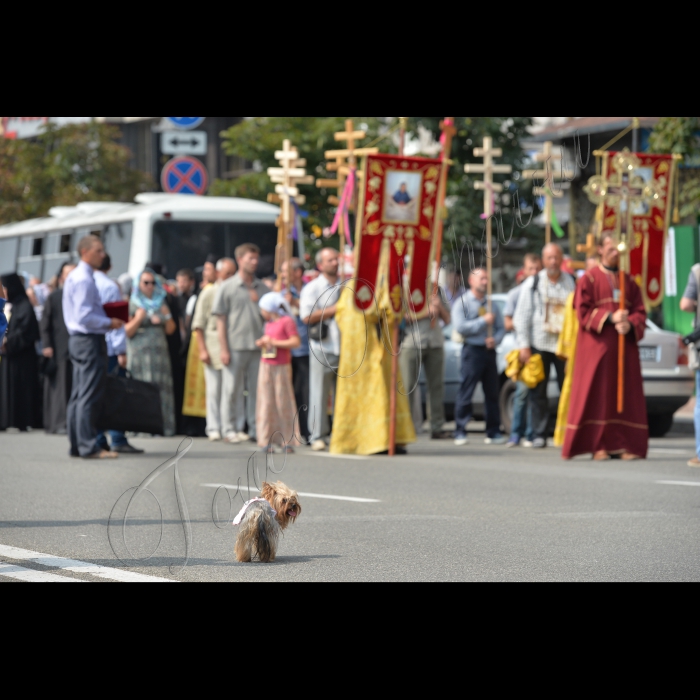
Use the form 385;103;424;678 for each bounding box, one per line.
202;484;381;504
657;481;700;488
0;545;175;583
649;449;693;456
0;563;84;583
306;453;370;461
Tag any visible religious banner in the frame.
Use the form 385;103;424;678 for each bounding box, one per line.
598;152;678;308
355;154;442;317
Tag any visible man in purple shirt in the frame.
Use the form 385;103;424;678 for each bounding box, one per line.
63;236;124;459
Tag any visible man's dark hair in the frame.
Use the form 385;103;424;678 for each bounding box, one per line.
524;253;541;266
177;268;195;280
235;243;261;261
99;254;112;273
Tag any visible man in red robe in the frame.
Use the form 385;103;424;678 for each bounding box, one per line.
563;234;648;461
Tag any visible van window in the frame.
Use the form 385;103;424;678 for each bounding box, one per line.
0;237;19;272
152;220;281;280
103;223;133;277
17;236;45;281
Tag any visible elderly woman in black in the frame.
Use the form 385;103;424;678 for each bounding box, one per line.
0;273;41;432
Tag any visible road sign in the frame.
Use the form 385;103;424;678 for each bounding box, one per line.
166;117;206;130
161;156;209;195
161;130;208;156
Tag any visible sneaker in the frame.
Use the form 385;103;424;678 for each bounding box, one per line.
454;434;470;447
485;435;508;446
225;434;241;445
532;438;547;449
208;432;222;443
112;443;145;455
237;432;252;443
522;440;534;448
506;438;520;449
311;440;327;452
688;458;700;468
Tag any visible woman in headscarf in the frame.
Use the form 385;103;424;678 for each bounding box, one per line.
125;269;177;437
0;273;41;432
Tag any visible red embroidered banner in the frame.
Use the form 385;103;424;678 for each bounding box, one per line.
355;154;442;316
602;153;676;308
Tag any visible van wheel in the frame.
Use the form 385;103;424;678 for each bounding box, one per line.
648;412;674;438
499;380;516;435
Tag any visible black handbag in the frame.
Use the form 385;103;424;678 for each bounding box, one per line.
97;372;164;436
308;322;329;343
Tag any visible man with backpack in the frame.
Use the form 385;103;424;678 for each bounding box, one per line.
681;263;700;468
514;244;576;449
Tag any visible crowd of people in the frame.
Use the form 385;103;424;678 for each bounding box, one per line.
1;233;697;463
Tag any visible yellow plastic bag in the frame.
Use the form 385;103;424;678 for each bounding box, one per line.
505;350;545;389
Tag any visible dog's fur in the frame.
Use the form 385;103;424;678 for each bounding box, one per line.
234;482;302;563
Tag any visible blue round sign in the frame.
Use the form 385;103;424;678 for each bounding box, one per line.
166;116;206;130
161;156;209;195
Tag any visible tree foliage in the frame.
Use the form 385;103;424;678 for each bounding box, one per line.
649;117;700;218
212;117;536;256
0;123;153;226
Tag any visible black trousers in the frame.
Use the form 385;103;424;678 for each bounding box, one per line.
455;344;501;438
292;355;310;440
67;335;107;457
530;348;566;440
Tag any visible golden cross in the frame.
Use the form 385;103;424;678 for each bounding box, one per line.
521;141;574;245
464;137;513;324
577;233;598;259
266;139;314;282
585;149;661;270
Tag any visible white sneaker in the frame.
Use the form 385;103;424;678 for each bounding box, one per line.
237;432;251;443
522;441;534;448
208;432;222;443
485;435;508;446
311;440;327;452
225;434;241;444
454;436;470;447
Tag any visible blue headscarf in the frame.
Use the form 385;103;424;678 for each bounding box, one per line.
0;298;7;339
131;269;167;316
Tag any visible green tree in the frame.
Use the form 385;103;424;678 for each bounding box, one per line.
0;122;153;226
213;116;536;258
649;117;700;218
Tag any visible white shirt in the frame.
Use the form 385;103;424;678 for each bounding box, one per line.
300;274;341;358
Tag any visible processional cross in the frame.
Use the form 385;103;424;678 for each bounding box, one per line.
585;149;662;413
317;120;378;281
522;141;574;245
267;140;314;283
464;137;513;327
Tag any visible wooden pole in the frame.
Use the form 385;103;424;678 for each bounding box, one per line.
433;117;457;304
389;117;409;457
618;265;626;414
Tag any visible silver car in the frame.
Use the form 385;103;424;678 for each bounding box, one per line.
422;294;695;438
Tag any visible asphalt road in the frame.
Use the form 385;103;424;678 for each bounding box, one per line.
1;428;699;582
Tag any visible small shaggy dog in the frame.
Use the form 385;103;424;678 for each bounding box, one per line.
234;482;302;563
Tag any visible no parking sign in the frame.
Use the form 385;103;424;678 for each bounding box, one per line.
166;117;206;130
161;156;209;195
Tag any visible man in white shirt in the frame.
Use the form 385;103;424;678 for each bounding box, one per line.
300;249;341;452
514;244;575;449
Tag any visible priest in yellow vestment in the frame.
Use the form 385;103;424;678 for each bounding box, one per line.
330;283;416;456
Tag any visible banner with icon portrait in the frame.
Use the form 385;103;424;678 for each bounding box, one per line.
600;153;678;308
354;154;442;317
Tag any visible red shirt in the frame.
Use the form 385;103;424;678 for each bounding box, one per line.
262;316;298;366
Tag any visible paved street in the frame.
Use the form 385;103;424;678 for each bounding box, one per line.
1;427;699;582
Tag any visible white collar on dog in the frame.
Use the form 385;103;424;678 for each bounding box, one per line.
233;498;277;526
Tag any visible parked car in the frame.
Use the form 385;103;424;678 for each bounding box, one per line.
420;294;694;438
